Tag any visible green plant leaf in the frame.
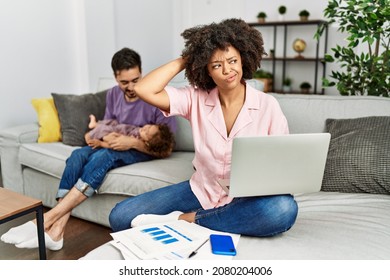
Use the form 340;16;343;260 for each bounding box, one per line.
370;13;378;20
324;54;334;62
316;0;389;96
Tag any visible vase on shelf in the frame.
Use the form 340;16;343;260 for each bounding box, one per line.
282;85;292;92
300;16;309;21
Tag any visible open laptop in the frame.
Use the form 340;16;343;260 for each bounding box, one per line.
218;133;331;197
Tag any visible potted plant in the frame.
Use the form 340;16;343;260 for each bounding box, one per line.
278;6;287;21
269;49;275;58
300;82;311;94
299;10;310;21
253;69;273;92
282;77;292;92
257;12;267;23
315;0;389;97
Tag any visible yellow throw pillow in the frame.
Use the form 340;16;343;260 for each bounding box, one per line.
31;98;62;143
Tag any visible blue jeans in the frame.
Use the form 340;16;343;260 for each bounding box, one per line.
109;180;298;237
57;146;154;199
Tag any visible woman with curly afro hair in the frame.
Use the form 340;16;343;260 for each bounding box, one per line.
109;18;298;238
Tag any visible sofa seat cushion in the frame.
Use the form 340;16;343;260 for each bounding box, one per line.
19;142;77;178
81;191;390;260
98;152;195;196
18;143;194;196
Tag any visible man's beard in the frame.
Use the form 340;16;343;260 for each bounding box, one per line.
125;90;137;99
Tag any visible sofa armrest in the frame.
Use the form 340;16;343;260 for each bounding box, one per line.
0;123;39;194
0;123;39;143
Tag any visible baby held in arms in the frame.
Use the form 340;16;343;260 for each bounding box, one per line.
87;114;175;158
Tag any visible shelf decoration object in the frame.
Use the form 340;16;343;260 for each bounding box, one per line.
278;6;287;21
257;12;267;23
299;10;310;21
293;38;307;59
282;77;292;92
269;49;275;58
253;69;273;92
300;82;311;94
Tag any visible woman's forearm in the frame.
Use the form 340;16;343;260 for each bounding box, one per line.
136;57;186;94
134;57;186;111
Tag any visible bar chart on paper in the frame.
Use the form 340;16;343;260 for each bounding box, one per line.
110;220;210;259
141;225;192;244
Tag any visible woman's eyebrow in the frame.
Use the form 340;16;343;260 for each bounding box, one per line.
227;56;237;60
210;56;236;63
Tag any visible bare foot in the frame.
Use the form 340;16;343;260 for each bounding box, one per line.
88;114;97;129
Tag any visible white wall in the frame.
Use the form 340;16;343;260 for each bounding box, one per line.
0;0;344;130
113;0;174;76
83;0;116;91
0;0;88;130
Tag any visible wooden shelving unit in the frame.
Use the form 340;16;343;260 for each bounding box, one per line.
249;20;328;94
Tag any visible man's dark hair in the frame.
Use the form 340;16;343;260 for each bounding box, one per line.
181;18;265;91
111;47;142;76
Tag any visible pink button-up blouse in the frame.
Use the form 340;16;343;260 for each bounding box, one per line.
164;83;289;209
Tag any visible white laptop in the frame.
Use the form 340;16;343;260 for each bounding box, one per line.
218;133;331;197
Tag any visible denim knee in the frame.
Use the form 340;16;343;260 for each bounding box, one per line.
69;147;91;160
65;147;92;168
249;195;298;237
109;204;127;232
273;195;298;233
108;208;116;231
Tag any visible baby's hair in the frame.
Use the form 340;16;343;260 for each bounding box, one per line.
145;124;175;158
181;18;265;91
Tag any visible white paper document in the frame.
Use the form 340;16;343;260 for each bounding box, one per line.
110;220;240;260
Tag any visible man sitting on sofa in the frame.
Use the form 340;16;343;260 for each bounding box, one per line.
0;47;177;251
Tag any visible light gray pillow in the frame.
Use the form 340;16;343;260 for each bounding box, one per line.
321;116;390;194
52;90;107;146
173;116;194;152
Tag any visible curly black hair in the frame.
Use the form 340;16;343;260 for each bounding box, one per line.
145;124;175;158
181;18;265;91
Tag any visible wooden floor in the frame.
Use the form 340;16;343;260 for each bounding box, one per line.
0;208;113;260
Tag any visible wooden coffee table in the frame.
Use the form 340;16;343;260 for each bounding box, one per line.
0;187;46;260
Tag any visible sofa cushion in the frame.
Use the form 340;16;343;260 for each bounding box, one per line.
272;94;390;134
19;142;78;178
19;142;195;196
98;152;195;196
31;98;62;143
173;117;194;152
52;90;107;146
321;116;390;195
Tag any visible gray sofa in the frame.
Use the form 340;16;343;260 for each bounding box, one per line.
1;91;390;259
0;116;195;227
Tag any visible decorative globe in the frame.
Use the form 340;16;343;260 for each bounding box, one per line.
293;39;306;58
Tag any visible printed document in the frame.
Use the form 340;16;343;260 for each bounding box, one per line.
110;220;240;260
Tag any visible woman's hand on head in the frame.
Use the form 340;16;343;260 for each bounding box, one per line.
134;58;187;113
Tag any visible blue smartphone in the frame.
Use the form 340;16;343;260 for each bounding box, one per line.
210;234;236;256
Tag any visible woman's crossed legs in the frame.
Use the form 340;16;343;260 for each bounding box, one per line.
109;180;298;237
